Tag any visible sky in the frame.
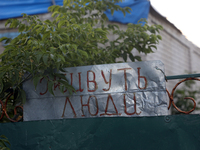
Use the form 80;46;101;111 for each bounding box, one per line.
150;0;200;47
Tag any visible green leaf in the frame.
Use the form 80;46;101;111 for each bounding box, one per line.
55;73;66;80
63;0;71;7
50;54;56;61
58;20;66;28
157;35;162;40
78;50;88;58
121;9;126;16
125;7;132;14
58;79;75;92
44;19;51;24
0;135;7;139
60;33;69;41
48;81;54;95
101;13;108;21
33;24;41;31
33;76;41;89
134;56;142;61
57;79;69;85
19;24;25;32
5;19;11;27
42;54;49;65
122;53;127;62
42;31;50;40
58;55;65;62
81;7;85;14
0;80;3;93
111;9;114;15
60;85;65;93
59;45;67;54
0;141;7;148
50;47;56;53
0;37;9;42
65;84;76;94
5;38;12;44
129;53;135;62
10;19;19;28
59;68;66;72
2;139;11;146
150;45;157;50
36;52;43;63
52;11;59;17
21;89;26;104
72;44;77;51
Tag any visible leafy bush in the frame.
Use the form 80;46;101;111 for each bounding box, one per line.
0;135;10;150
0;0;162;105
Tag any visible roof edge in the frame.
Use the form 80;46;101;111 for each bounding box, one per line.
149;4;182;34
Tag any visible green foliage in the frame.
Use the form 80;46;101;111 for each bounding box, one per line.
0;135;10;150
172;80;200;115
0;0;162;105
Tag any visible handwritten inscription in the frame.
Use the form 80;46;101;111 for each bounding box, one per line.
38;67;146;118
60;94;141;118
39;67;147;94
23;61;168;121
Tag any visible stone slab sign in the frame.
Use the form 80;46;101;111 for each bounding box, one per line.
23;60;168;121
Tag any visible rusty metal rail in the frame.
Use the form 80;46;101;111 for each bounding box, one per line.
166;73;200;80
0;93;23;122
166;74;200;114
1;73;200;122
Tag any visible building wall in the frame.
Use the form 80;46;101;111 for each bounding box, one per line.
108;9;200;114
147;9;200;114
147;11;200;92
110;13;200;92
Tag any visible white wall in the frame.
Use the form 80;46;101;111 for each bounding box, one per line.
147;12;200;92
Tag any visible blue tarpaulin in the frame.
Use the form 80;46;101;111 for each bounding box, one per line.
0;0;150;24
0;0;63;20
105;0;150;24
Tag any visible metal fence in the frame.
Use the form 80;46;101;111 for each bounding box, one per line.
166;73;200;114
1;73;200;149
1;73;200;122
0;114;200;149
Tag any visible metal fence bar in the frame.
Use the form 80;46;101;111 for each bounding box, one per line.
166;73;200;114
166;74;200;80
